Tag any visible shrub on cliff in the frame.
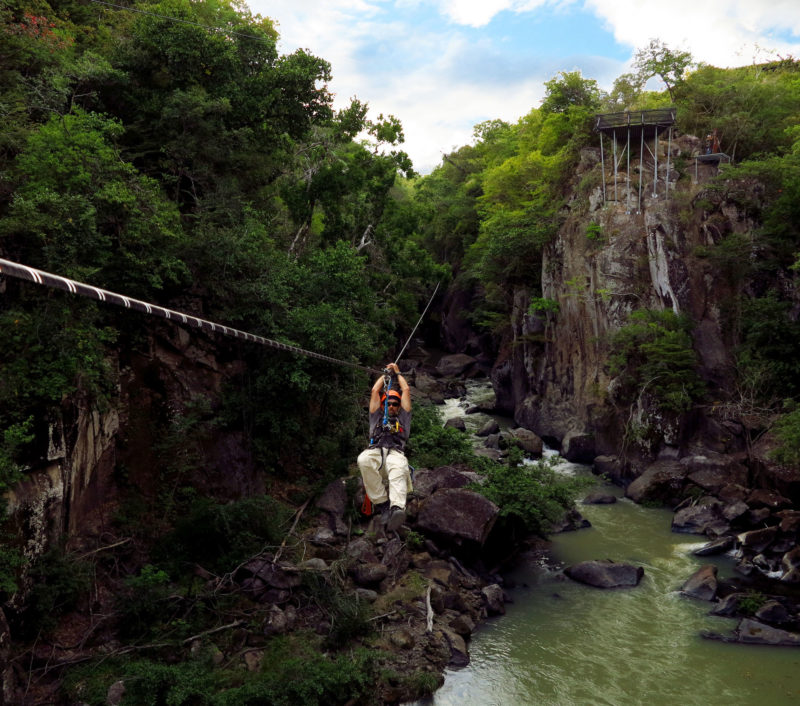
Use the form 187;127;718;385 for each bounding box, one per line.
607;309;705;414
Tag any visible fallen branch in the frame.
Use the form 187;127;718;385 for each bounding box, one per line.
77;538;132;560
182;620;246;645
425;585;434;633
273;499;310;565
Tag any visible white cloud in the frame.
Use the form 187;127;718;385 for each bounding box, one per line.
246;0;800;172
584;0;800;67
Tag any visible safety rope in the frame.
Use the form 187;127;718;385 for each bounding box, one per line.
0;257;382;375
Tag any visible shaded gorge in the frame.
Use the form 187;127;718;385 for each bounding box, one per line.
415;383;800;705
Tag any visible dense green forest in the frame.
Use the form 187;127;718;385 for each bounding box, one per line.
0;0;447;487
2;0;800;701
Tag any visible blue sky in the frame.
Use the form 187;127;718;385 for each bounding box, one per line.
247;0;800;173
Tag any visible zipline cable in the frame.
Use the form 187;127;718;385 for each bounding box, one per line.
0;257;382;375
394;281;440;365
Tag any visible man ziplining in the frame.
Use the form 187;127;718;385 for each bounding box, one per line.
357;362;412;532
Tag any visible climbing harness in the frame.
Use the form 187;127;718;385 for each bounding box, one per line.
0;257;382;375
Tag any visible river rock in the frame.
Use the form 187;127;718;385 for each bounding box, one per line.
483;433;500;449
718;483;749;503
416;488;499;547
476;420;500;437
436;354;477;377
721;500;749;523
781;568;800;583
474;448;503;462
681;564;718;601
444;417;467;432
777;510;800;533
711;593;743;616
441;628;470;667
626;460;688;505
582;491;617;505
412;371;446;403
782;547;800;572
481;584;506;615
593;455;624;484
692;536;735;556
754;600;791;625
508;428;544;457
734;619;800;646
564;560;644;588
671;498;727;535
739;526;777;554
746;488;792;510
561;430;595;463
682;453;748;494
550;508;591;532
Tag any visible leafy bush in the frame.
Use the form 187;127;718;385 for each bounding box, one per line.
405;403;477;468
736;292;800;401
63;639;376;706
116;565;175;639
21;547;92;638
472;457;589;535
772;406;800;468
302;570;374;649
738;591;768;616
607;309;705;413
156;495;291;575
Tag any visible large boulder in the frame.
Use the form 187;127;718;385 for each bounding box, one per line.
733;619;800;646
316;478;348;517
593;455;625;485
564;560;644;588
413;466;473;500
739;526;778;554
681;564;718;601
683;453;748;494
416;488;499;547
444;417;467;432
692;536;736;556
626;460;688;505
561;430;595;464
508;428;544;457
671;498;728;536
436;354;478;378
476;420;500;437
411;372;446;404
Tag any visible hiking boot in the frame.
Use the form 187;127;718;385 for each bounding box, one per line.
372;500;390;522
386;505;406;532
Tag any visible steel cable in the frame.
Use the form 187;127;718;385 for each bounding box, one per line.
0;257;381;375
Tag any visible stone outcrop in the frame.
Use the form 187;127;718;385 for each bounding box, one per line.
681;564;718;601
563;560;644;588
416;489;499;548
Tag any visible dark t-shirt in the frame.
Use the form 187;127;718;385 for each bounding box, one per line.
369;407;411;452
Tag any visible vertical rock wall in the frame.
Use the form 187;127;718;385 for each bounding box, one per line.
496;135;760;467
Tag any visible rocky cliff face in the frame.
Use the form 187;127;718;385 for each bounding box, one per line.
5;324;262;572
486;133;795;483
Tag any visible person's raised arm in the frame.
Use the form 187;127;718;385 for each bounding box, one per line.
385;363;411;412
368;373;384;413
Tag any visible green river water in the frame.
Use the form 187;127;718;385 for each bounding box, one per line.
418;466;800;706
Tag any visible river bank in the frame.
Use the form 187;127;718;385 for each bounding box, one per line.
421;489;800;705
